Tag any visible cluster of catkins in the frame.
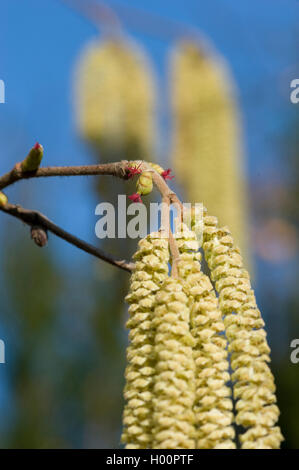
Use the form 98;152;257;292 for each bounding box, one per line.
121;211;283;449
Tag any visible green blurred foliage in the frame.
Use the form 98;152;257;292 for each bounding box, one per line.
262;116;299;449
0;221;127;448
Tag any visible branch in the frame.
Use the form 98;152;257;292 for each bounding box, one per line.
0;156;185;275
0;203;134;273
0;161;129;191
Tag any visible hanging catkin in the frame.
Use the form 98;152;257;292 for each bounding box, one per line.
202;211;283;449
75;38;156;161
122;232;169;449
171;40;249;260
152;277;196;449
75;39;158;431
175;224;236;449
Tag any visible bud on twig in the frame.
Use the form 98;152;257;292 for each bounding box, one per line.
21;143;44;172
31;225;48;247
136;171;153;195
0;191;8;207
148;162;164;175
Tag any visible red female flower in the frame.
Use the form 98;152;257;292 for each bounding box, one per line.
126;163;142;179
128;193;143;203
161;168;174;180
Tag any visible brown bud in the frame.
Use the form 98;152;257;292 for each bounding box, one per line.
31;226;48;247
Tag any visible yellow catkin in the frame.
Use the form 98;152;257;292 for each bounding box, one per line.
171;40;249;260
75;38;156;161
175;225;236;449
152;277;196;449
202;211;284;449
121;232;169;449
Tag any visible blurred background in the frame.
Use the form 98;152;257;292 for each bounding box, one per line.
0;0;298;448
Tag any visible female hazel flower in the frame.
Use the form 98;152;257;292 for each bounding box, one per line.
126;162;143;179
128;193;143;204
161;169;174;181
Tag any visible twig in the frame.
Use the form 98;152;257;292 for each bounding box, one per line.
161;197;180;278
59;0;198;42
0;203;134;273
60;0;123;34
0;161;129;191
141;163;182;276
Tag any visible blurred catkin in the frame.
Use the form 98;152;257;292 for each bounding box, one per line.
176;225;236;449
74;36;157;256
74;39;158;440
75;38;156;162
203;211;283;449
122;232;169;449
171;41;250;261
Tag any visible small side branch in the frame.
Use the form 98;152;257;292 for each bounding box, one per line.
142;163;183;276
0;203;134;273
161;197;180;278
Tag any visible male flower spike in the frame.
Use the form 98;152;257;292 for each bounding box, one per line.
152;277;196;449
171;40;249;260
122;232;169;449
203;211;283;449
175;224;235;449
75;39;156;162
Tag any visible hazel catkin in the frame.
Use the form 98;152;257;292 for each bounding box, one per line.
202;211;283;449
75;38;156;162
121;232;169;449
171;40;249;260
176;225;236;449
152;277;196;449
